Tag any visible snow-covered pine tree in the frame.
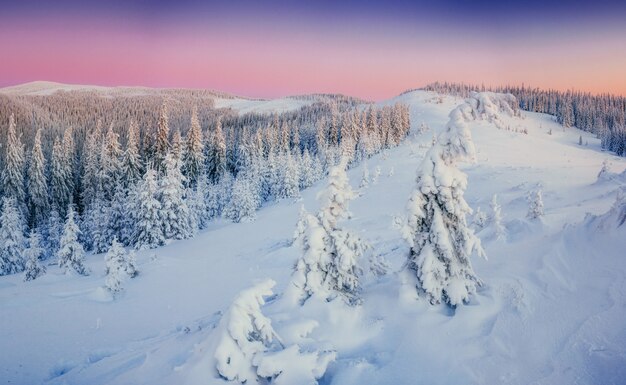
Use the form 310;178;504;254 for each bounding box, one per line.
81;123;102;210
277;151;301;200
23;230;46;281
104;238;127;296
189;172;210;230
132;169;165;250
182;106;205;189
527;189;544;220
489;194;506;239
57;205;89;276
372;166;381;184
171;127;183;163
402;102;485;306
50;138;72;217
288;159;366;305
107;183;130;245
46;209;63;258
159;153;194;240
2;114;26;206
155;102;171;175
84;190;110;253
206;117;226;182
27;129;49;228
359;161;370;189
223;171;258;223
299;149;316;190
126;249;138;278
101;124;122;200
121;120;142;189
0;197;26;276
292;205;309;246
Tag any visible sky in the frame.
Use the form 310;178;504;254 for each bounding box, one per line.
1;0;625;100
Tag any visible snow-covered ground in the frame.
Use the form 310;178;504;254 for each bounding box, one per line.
2;91;626;385
213;97;313;115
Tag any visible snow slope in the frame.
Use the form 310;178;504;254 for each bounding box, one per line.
1;91;626;385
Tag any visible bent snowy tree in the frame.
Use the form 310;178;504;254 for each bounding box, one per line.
403;99;486;307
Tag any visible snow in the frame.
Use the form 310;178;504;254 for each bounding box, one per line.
213;96;313;115
2;91;626;384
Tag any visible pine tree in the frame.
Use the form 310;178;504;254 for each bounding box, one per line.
81;124;102;210
57;205;89;276
84;190;110;253
182;106;205;189
104;238;127;296
121;120;142;189
0;197;26;275
159;153;194;240
132;169;164;249
372;166;381;184
2;114;26;206
190;172;210;229
489;194;506;239
288;159;366;305
171;127;182;161
223;171;258;223
27;129;49;228
207;117;226;182
47;209;63;258
101;124;122;200
50;138;72;216
299;149;316;189
527;189;544;220
402;102;485;306
155;102;170;174
23;230;46;281
359;161;370;189
107;183;130;245
277;151;301;200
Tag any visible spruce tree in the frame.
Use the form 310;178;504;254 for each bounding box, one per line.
0;197;26;275
182;106;205;189
121;120;142;189
50;139;72;217
402;102;485;306
104;238;127;296
159;153;194;240
155;102;170;174
57;205;89;276
527;189;544;220
2;114;26;206
23;230;46;281
132;169;164;250
27;129;49;228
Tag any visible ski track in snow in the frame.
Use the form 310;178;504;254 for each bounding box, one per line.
1;91;626;385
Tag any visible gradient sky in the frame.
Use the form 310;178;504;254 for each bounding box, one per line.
1;0;625;100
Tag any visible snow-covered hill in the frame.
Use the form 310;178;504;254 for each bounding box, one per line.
1;91;626;385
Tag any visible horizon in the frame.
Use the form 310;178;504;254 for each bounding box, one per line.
1;0;625;100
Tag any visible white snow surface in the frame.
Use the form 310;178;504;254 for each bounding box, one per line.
213;97;313;115
2;91;626;384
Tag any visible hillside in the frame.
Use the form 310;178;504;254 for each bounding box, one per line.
1;90;626;385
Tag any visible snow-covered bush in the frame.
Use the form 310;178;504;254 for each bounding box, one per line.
527;189;544;220
214;280;335;384
402;101;485;307
472;206;487;230
372;166;381;185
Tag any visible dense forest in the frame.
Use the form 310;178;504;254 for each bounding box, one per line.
422;82;626;156
0;88;410;277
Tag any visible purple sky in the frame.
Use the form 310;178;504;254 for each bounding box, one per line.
2;0;625;99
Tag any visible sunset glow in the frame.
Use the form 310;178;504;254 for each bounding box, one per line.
2;0;625;99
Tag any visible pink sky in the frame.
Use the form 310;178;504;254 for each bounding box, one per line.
2;17;625;100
